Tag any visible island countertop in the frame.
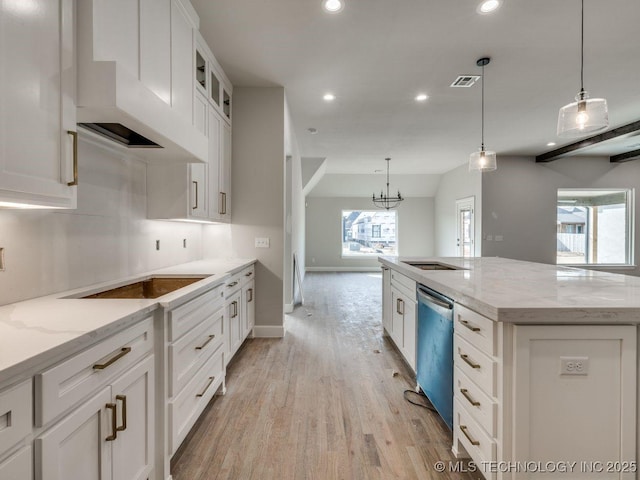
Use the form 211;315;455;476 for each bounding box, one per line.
379;256;640;323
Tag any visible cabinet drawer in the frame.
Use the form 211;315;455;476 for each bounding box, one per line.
35;317;153;427
0;380;32;454
454;367;497;437
169;347;224;455
454;304;496;357
454;334;497;397
169;307;224;397
224;273;242;297
0;446;31;480
390;271;416;299
240;264;255;283
168;285;224;341
455;399;496;480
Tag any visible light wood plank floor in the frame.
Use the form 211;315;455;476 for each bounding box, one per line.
171;272;478;480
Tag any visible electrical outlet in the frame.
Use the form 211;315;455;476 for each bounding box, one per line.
255;237;270;248
560;356;589;375
0;248;4;271
156;240;160;251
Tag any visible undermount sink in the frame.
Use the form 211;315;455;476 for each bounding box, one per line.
80;276;210;299
401;261;459;271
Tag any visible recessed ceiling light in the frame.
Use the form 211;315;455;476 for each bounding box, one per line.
322;0;344;13
415;93;428;102
323;93;336;102
477;0;502;14
547;142;557;147
307;128;318;134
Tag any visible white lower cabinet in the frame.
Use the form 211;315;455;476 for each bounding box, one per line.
224;264;255;364
0;446;32;480
452;303;637;480
388;278;417;371
36;354;154;480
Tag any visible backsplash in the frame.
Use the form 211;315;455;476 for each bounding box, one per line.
0;135;204;306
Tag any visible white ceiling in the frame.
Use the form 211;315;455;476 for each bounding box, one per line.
191;0;640;175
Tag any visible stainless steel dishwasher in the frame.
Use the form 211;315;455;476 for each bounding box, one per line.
416;284;454;429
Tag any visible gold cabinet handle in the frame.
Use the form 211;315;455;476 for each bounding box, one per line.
398;298;404;315
231;300;238;318
248;288;253;303
219;192;224;215
93;347;131;370
196;376;215;398
460;354;481;369
192;181;198;210
195;334;215;351
396;298;400;314
460;319;481;332
244;271;253;277
116;395;127;432
67;130;78;186
227;281;238;288
222;192;227;214
460;425;480;446
106;403;117;441
460;388;481;407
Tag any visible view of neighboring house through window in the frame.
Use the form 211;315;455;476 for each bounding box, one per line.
557;189;634;265
342;210;397;257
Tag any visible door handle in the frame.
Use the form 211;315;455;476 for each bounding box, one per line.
192;181;199;210
93;347;131;370
116;395;127;432
67;130;78;186
106;403;117;441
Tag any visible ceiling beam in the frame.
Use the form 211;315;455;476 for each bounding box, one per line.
535;120;640;163
610;148;640;163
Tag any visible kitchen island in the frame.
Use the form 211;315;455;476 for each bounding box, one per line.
380;256;639;480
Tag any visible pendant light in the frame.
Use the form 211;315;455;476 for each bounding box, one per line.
557;0;608;137
469;57;497;172
372;158;403;210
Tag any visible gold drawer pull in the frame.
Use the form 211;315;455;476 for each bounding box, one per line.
460;425;480;446
460;354;481;369
195;335;215;351
248;288;253;303
227;281;238;288
106;403;117;441
196;376;215;398
460;319;481;332
94;347;131;370
460;388;481;407
244;271;253;277
116;395;127;432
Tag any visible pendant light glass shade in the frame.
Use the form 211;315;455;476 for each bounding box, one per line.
557;90;608;137
469;148;497;172
468;57;497;173
556;0;608;138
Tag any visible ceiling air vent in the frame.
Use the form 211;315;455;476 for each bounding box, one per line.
450;75;481;88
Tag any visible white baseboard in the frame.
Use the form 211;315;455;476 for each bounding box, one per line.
306;266;381;272
253;325;285;338
284;303;294;314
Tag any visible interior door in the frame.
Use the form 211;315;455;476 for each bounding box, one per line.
456;197;475;257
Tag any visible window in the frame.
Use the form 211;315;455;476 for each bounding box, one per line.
557;189;634;265
342;210;397;257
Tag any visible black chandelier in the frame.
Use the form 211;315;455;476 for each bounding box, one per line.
372;157;403;210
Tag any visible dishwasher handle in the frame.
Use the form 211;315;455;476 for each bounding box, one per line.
417;287;453;310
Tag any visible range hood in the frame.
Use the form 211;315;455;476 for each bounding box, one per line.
76;0;207;164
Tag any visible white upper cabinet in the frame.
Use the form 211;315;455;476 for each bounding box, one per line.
76;0;207;164
0;0;77;209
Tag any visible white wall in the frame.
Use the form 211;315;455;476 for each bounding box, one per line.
434;163;482;256
204;87;286;335
305;197;435;270
481;155;640;274
0;136;203;306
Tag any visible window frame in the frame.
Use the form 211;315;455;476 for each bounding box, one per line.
340;209;399;258
556;188;635;268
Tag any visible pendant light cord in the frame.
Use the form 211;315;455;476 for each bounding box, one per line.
580;0;584;96
481;63;485;151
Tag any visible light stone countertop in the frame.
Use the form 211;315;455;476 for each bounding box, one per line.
0;258;255;385
379;256;640;323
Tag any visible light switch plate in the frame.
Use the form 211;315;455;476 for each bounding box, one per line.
560;356;589;375
255;237;270;248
